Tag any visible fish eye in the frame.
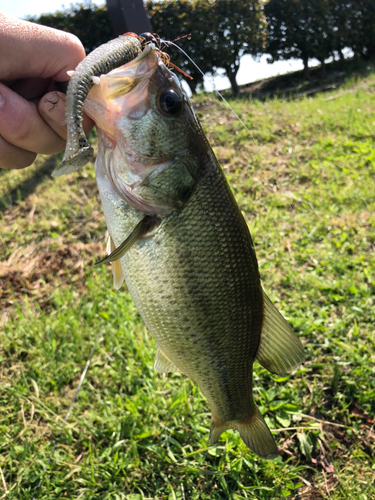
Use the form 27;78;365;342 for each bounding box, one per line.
159;89;182;115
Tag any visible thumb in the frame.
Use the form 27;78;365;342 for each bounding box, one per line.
39;91;95;141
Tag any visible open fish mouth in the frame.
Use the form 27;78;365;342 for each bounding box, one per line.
87;44;159;103
51;34;142;177
83;45;160;139
84;43;196;216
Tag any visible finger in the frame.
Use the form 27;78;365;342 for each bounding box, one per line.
0;82;66;155
39;91;95;141
9;77;52;101
0;14;85;81
0;135;36;169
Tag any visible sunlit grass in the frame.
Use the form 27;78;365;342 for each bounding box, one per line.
1;70;374;499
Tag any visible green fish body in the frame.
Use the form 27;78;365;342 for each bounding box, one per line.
83;45;304;459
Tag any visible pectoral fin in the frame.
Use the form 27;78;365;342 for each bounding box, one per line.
255;291;305;375
154;347;181;373
106;236;124;289
95;215;156;266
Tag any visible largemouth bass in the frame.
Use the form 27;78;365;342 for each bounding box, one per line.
57;39;305;459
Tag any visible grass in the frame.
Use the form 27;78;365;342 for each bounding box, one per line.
1;67;375;499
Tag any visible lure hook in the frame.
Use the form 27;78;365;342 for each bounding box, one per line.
123;31;193;81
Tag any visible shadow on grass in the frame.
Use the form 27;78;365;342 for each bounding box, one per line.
0;155;58;212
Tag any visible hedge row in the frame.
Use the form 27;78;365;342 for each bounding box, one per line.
29;0;375;94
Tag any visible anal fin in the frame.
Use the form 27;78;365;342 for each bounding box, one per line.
256;291;305;375
154;347;181;373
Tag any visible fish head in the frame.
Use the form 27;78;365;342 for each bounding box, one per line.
85;45;208;214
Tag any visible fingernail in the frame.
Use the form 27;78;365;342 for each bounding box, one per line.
0;91;4;109
42;92;66;124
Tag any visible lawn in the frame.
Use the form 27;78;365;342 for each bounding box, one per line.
0;62;374;499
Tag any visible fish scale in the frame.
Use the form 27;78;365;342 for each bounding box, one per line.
120;155;263;424
56;40;305;459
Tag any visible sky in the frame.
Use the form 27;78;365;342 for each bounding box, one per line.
0;0;104;21
0;0;316;92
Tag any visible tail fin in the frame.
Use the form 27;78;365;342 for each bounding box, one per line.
209;407;278;460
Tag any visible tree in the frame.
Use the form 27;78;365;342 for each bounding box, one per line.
265;0;334;78
30;0;267;95
148;0;266;95
28;1;114;54
346;0;375;58
329;0;352;62
209;0;266;95
146;0;215;94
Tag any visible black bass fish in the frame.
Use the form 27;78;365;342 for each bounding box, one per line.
54;37;304;459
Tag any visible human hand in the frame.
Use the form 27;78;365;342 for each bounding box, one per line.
0;13;94;169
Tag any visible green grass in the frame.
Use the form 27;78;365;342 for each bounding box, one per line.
1;71;375;499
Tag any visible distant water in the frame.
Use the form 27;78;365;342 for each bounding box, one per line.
182;49;353;96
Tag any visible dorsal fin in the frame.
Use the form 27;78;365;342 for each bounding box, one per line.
255;291;305;375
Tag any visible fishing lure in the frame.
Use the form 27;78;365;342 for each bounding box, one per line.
52;32;192;179
125;31;193;80
52;35;142;177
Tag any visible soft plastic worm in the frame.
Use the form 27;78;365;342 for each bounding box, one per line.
52;35;142;177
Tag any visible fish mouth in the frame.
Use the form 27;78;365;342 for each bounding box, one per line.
88;44;159;102
89;44;188;215
84;44;160;135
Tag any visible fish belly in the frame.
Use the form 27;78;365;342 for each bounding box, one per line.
121;167;263;424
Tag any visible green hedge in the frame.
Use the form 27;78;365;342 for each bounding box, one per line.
28;0;375;93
